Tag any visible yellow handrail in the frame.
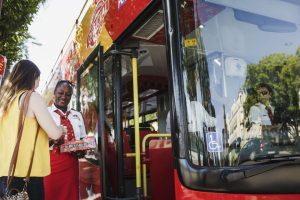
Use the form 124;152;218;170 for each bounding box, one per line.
142;133;171;198
132;57;142;192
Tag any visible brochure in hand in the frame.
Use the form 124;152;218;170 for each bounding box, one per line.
60;136;96;153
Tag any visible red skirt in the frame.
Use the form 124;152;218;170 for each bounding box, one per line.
44;151;79;200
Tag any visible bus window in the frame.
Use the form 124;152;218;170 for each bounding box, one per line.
80;63;99;140
79;62;101;198
178;0;300;167
120;41;169;135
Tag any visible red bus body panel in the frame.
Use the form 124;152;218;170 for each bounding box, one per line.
174;170;300;200
105;0;152;40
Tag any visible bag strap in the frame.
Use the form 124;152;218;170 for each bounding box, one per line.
6;90;38;188
25;125;39;182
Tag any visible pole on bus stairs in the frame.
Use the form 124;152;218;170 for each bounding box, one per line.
98;46;107;199
113;51;125;197
132;49;142;199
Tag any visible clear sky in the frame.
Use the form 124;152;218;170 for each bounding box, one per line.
27;0;86;92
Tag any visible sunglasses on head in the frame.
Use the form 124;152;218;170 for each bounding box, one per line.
259;90;269;95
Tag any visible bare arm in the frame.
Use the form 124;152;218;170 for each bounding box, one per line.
28;92;63;140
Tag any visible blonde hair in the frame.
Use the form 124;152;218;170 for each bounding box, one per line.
0;60;40;117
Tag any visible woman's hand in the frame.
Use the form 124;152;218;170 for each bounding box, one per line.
49;126;67;146
49;136;64;146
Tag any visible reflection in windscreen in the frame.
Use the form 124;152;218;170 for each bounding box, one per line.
80;64;99;138
179;0;300;167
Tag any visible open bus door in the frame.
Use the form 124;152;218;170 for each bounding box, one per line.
77;43;150;199
78;45;128;199
98;44;144;199
98;36;174;200
77;43;141;199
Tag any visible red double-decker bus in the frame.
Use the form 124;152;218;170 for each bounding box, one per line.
45;0;300;199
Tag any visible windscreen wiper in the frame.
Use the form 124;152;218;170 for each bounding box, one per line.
222;155;300;183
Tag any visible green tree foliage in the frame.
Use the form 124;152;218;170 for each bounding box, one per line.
0;0;45;75
243;49;300;137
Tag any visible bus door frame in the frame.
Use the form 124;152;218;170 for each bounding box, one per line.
89;44;142;199
107;46;143;199
76;45;107;198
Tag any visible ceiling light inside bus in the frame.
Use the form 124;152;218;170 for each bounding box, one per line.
138;48;153;67
133;10;164;40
